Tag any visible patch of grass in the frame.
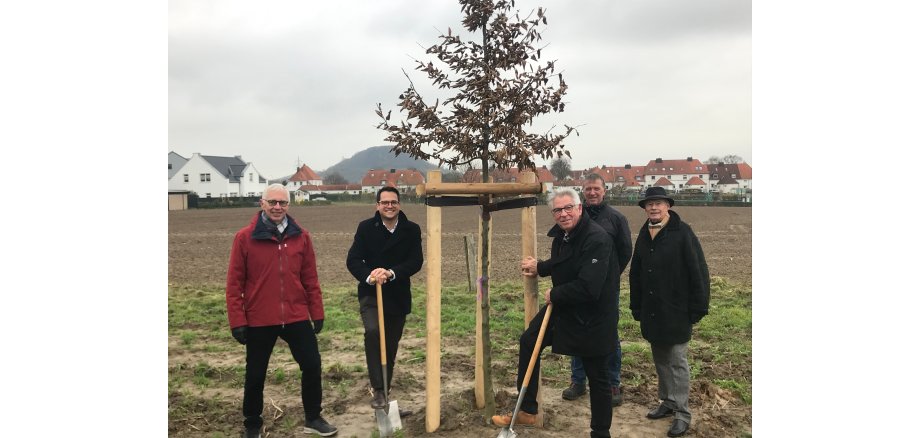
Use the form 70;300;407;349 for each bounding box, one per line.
272;367;286;384
714;378;751;404
169;275;752;434
180;331;196;345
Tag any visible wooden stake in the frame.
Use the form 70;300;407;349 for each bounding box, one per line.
425;170;442;433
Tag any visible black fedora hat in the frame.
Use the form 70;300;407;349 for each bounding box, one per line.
638;187;674;208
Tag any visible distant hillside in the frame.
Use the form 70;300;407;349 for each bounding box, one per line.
320;145;440;184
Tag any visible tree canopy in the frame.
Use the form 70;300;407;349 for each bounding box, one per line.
376;0;576;175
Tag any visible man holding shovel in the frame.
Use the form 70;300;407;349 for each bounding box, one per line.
562;173;632;406
492;187;618;438
346;187;423;414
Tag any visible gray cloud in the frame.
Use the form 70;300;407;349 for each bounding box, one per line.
169;0;751;178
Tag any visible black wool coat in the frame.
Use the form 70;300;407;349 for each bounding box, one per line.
537;212;617;357
629;210;710;345
346;210;423;315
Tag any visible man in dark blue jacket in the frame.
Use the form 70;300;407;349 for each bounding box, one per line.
630;187;710;438
562;173;632;406
346;187;423;411
493;187;617;438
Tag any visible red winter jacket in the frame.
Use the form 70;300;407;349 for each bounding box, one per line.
226;211;325;329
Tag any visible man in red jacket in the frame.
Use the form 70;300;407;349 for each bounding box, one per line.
226;184;338;438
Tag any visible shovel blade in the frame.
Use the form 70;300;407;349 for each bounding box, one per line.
497;426;518;438
375;400;403;437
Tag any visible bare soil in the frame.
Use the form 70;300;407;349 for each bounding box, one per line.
168;203;752;437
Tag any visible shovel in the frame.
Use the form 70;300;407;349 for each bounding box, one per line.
374;280;402;436
497;303;553;438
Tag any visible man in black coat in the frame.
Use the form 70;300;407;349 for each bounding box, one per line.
346;187;423;410
562;173;632;406
492;187;617;438
629;187;710;438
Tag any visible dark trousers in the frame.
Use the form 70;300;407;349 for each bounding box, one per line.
242;321;323;430
360;295;407;392
517;305;613;438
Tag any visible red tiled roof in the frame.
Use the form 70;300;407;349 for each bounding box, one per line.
644;159;706;175
290;164;321;181
686;176;706;186
588;165;647;184
654;177;674;187
361;169;425;186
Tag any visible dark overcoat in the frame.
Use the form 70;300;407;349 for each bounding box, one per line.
537;211;617;357
346;210;423;315
585;204;632;276
629;210;710;344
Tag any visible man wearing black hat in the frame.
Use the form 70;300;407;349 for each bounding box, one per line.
629;187;710;438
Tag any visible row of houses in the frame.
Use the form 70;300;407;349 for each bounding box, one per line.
168;151;752;203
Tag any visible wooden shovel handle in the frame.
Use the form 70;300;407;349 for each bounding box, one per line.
521;303;552;385
376;281;387;366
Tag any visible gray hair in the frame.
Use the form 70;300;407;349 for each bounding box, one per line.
547;187;581;206
262;183;290;201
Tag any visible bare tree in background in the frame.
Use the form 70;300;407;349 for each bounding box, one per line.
322;172;347;185
549;157;571;181
376;0;576;417
706;155;745;164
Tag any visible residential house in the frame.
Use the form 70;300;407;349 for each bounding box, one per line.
168;152;267;198
360;168;426;195
284;165;323;192
168;151;188;180
587;164;646;193
642;157;709;193
707;162;753;194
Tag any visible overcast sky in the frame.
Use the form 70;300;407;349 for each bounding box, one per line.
169;0;751;179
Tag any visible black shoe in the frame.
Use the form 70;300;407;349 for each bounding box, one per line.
304;416;338;437
242;427;261;438
667;419;689;437
562;382;587;400
611;386;623;407
371;389;387;409
646;404;675;419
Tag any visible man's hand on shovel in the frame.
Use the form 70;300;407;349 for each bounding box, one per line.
369;268;392;285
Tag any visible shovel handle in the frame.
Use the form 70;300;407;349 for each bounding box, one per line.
521;303;552;386
376;281;387;366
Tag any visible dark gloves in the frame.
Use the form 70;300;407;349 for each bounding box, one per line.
312;319;324;334
231;326;248;345
689;313;706;324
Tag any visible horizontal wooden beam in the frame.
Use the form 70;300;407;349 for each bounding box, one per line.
416;182;544;196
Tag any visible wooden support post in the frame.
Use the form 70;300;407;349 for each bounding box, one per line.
417;181;543;196
464;235;476;293
520;170;543;426
425;170;442;433
474;193;493;408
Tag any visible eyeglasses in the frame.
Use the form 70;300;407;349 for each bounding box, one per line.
263;199;289;207
551;204;577;216
377;200;400;206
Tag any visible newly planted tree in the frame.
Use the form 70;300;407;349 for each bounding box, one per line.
376;0;575;417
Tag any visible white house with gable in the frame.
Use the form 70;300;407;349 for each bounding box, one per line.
168;152;267;198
